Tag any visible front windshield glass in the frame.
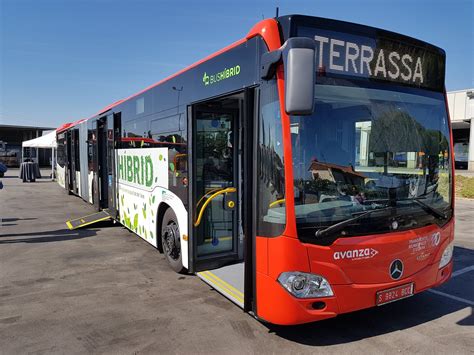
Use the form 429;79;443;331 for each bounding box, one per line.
290;79;452;233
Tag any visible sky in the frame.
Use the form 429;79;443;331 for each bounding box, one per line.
1;0;473;128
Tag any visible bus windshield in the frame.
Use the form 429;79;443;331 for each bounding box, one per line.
290;79;452;235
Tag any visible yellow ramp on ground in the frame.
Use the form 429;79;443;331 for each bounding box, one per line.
66;210;111;230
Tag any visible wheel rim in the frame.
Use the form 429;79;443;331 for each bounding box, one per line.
162;221;180;261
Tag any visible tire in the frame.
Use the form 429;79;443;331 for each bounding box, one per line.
161;208;186;273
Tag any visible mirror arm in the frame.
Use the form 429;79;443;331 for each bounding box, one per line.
260;50;282;80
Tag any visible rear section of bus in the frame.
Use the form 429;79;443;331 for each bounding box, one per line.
255;15;454;325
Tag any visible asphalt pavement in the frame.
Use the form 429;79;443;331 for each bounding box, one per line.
0;169;473;354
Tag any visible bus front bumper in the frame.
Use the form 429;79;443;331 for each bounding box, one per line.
256;260;453;325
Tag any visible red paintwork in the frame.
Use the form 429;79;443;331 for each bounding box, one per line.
246;19;282;51
257;220;454;325
56;118;87;133
119;137;186;146
309;224;452;284
56;122;74;133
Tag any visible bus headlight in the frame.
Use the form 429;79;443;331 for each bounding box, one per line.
439;242;454;269
277;272;334;298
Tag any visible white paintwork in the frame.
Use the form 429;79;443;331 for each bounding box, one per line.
56;163;66;189
117;148;188;269
447;89;474;123
447;88;474;170
88;171;94;204
75;171;81;196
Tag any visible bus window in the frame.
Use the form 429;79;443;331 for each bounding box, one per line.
257;80;286;236
74;129;80;172
57;134;66;168
122;118;150;148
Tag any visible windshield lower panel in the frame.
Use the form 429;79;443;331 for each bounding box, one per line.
290;79;453;243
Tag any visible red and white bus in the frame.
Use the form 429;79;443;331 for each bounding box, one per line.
56;14;455;325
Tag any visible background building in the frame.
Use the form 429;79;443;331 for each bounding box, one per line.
448;89;474;170
0;124;55;166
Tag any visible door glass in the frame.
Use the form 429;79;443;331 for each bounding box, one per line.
97;121;108;208
107;115;115;212
195;112;235;257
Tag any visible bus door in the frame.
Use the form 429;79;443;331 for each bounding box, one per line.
189;91;256;310
66;130;74;192
97;117;109;209
96;113;119;214
71;129;80;194
107;113;121;217
190;95;241;271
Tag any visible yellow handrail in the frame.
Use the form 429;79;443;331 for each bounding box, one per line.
194;187;236;227
269;198;286;208
196;187;224;210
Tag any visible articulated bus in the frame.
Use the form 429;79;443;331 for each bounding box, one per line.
56;15;455;325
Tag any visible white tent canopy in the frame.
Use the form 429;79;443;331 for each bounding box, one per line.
22;130;57;148
21;130;57;180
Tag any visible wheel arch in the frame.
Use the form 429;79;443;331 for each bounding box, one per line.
154;192;189;269
156;201;170;253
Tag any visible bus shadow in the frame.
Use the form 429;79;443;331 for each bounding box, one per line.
0;228;98;244
267;293;471;345
267;246;474;345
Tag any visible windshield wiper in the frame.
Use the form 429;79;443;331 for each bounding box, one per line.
362;191;448;220
399;197;448;220
314;205;393;239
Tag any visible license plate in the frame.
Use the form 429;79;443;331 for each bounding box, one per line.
376;283;414;306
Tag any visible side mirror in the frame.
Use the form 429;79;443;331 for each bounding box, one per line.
261;37;316;116
285;41;316;115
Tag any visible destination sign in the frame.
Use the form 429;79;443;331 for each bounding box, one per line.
297;26;445;91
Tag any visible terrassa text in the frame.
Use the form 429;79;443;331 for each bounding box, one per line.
314;35;424;84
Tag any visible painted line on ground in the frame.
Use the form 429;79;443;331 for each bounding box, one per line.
451;265;474;278
427;289;474;306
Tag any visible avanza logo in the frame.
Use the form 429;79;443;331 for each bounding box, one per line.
333;248;379;261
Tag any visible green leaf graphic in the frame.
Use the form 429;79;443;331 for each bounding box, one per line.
133;214;139;230
124;213;130;229
152;195;156;204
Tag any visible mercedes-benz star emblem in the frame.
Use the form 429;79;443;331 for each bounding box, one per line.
389;259;404;280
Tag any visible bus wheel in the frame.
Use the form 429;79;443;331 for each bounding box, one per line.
161;208;186;273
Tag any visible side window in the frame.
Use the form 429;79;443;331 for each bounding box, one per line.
121;118;150;148
150;113;188;204
257;80;286;237
74;129;80;171
57;134;65;168
87;128;93;169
